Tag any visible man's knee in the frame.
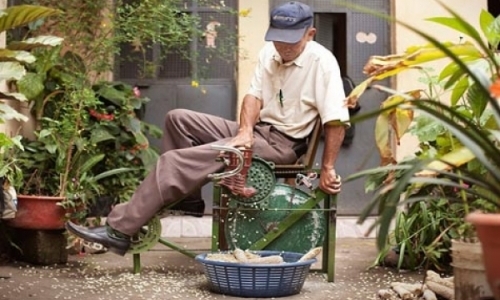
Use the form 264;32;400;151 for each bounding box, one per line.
165;108;191;127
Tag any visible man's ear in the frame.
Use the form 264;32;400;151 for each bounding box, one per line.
306;28;316;41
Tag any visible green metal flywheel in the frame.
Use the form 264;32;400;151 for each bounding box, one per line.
128;215;162;254
225;183;326;253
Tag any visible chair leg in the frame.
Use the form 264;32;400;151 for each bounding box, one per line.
218;194;230;250
212;185;230;251
323;194;337;282
212;185;221;252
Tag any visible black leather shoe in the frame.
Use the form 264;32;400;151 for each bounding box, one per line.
65;222;130;256
169;198;205;217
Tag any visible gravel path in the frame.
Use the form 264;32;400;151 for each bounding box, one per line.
0;238;424;300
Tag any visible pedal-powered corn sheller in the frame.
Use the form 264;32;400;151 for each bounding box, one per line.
209;145;328;253
130;145;337;280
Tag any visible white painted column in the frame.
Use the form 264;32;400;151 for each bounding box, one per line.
0;0;21;138
236;0;269;120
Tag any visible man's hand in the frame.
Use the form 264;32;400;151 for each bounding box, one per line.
226;130;254;149
226;94;261;149
319;168;342;194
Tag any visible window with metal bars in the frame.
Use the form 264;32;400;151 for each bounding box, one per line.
117;0;238;80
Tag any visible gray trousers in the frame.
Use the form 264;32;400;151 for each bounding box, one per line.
107;109;300;236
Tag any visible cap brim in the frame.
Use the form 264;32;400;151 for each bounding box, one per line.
264;27;307;43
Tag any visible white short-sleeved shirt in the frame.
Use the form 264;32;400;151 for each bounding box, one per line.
247;41;350;139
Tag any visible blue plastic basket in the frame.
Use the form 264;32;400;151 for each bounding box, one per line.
195;250;316;298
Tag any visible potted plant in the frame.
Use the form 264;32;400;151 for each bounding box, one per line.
0;4;62;180
0;4;64;228
7;48;156;229
5;45;93;229
344;2;500;299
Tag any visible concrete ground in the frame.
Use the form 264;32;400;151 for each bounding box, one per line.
0;238;424;300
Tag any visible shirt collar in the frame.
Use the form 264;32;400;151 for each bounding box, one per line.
271;42;310;67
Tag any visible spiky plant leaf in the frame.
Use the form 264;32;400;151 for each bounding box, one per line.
8;36;64;51
0;49;35;63
0;5;60;33
0;61;25;81
0;101;28;122
0;91;27;102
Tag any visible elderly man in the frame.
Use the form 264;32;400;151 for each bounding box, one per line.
67;1;349;255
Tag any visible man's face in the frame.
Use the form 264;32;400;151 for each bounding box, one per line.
273;27;315;63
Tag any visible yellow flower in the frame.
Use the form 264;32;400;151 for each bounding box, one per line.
239;8;251;17
191;80;199;88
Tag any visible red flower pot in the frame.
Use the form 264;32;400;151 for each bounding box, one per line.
7;195;66;230
467;212;500;300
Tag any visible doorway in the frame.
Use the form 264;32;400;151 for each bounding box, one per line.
488;0;500;17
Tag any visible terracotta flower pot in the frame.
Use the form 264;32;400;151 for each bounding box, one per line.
466;212;500;300
451;239;493;299
7;195;66;230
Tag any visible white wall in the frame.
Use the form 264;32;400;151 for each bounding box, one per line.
0;0;18;138
236;0;269;120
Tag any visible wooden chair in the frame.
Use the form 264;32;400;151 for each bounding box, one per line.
211;119;338;282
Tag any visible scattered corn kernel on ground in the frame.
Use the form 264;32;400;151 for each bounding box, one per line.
0;238;424;300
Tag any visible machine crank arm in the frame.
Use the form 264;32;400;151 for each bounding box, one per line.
207;145;245;180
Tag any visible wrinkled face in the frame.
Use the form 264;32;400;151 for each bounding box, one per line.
273;27;316;63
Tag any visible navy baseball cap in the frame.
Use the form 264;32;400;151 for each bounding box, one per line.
265;1;314;44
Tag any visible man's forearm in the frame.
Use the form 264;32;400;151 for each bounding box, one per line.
239;94;262;133
321;124;346;171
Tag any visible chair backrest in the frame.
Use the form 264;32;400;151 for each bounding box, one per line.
272;118;322;178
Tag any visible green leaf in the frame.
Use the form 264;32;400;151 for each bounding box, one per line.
426;16;484;48
436;2;498;73
479;9;500;48
439;61;460;81
466;83;489;119
138;148;159;170
130;97;142;109
450;76;469;106
90;128;116;144
17;72;45;100
79;154;105;174
414;100;500;183
94;167;133;181
0;5;61;33
443;70;465;92
38;129;51;138
96;84;127;106
45;144;57;154
409;115;446;142
133;131;148;144
126;117;141;133
423;146;475;173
